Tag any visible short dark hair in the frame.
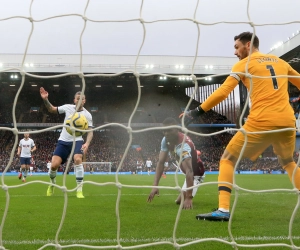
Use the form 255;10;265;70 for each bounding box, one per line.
162;117;178;126
74;91;85;98
234;32;259;49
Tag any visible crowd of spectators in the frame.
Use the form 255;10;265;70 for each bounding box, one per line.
288;85;300;117
0;86;298;174
0;88;233;126
0;127;293;174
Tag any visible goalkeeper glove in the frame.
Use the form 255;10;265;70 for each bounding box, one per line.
179;106;205;126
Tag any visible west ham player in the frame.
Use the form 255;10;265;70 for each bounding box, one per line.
147;117;205;210
40;87;93;198
182;31;300;221
174;150;205;205
17;133;36;182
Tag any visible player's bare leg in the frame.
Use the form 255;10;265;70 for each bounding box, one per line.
18;166;23;180
22;166;29;182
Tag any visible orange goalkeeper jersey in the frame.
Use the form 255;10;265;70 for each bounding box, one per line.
201;52;300;127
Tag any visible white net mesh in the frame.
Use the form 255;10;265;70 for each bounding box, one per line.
1;0;300;249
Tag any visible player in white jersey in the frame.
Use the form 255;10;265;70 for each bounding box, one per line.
40;88;93;198
46;160;51;175
145;158;152;175
17;133;36;182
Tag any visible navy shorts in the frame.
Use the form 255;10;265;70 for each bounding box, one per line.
20;157;31;165
53;140;84;164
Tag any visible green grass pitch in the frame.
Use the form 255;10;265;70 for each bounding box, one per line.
0;174;299;250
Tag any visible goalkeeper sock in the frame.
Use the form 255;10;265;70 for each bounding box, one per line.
284;162;300;190
49;170;57;184
75;164;84;192
218;159;234;211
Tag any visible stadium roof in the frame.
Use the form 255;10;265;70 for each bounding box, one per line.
0;54;237;89
269;31;300;72
1;32;300;91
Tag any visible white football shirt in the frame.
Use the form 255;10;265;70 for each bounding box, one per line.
47;162;51;169
57;104;93;142
19;138;35;158
145;160;152;168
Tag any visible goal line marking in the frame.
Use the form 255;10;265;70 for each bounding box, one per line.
4;192;297;198
4;236;300;245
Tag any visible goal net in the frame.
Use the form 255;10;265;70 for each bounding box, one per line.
0;0;300;250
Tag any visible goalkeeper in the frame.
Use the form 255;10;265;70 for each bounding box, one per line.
40;87;93;198
180;31;300;221
147;117;205;210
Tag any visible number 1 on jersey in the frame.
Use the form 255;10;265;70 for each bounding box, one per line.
266;65;278;89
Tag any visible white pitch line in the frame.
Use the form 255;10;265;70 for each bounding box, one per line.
3;236;300;245
1;192;297;198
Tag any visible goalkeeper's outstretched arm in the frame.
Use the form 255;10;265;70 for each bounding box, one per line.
179;76;239;126
179;106;205;126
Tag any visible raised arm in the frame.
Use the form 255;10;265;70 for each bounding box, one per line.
179;76;239;125
40;87;58;114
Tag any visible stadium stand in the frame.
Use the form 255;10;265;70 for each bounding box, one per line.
0;73;298;174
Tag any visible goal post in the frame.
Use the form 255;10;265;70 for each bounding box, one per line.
82;162;112;173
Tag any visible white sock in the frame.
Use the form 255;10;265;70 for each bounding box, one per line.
218;208;230;213
24;169;28;177
49;170;57;184
75;164;84;192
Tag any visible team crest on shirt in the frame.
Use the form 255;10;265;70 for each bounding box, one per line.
181;151;189;159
